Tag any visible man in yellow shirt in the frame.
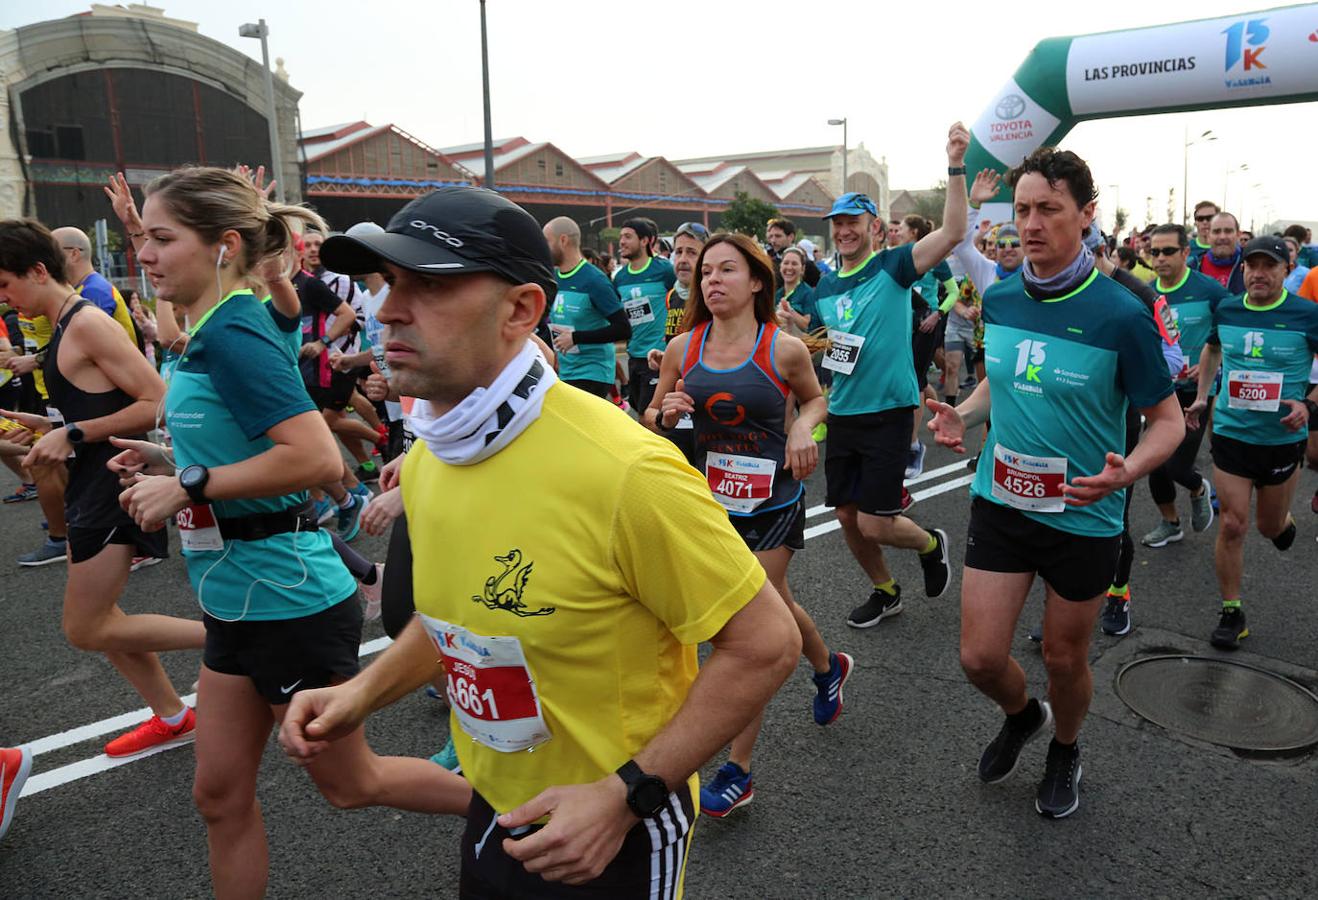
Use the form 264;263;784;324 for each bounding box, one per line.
280;188;801;898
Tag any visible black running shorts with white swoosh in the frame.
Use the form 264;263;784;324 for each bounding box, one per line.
202;593;361;704
459;786;696;899
1210;433;1306;487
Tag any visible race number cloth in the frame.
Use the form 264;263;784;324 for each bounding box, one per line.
706;453;776;514
614;257;676;358
401;383;763;814
970;270;1173;537
814;246;922;415
990;445;1067;513
1207;290;1318;445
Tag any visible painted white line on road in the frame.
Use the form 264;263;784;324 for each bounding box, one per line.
806;459;972;519
20;473;977;798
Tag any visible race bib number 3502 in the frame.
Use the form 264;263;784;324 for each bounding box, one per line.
1225;370;1283;412
417;614;550;753
990;444;1067;513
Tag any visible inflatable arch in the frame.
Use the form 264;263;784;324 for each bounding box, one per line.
964;3;1318;223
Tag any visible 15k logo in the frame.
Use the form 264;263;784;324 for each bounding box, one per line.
1014;339;1047;383
1243;331;1265;358
1223;18;1268;71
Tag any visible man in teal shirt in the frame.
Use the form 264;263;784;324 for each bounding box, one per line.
613;218;675;412
814;123;969;634
1187;200;1218;266
1140;223;1232;548
1186;234;1318;651
543;216;629;399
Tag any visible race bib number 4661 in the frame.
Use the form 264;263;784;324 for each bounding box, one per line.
417;614;550;753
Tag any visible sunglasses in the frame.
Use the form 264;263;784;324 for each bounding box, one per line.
1147;246;1183;257
675;222;710;241
996;239;1021;249
1194;214;1215;222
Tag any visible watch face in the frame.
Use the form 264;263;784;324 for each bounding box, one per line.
634;777;669;816
181;466;203;488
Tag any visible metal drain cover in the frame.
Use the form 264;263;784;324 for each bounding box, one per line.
1115;655;1318;753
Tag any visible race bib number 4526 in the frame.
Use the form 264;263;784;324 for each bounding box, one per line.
417;614;550;753
990;444;1067;513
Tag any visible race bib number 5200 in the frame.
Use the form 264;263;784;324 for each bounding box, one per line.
1225;370;1283;412
990;444;1067;513
417;614;550;753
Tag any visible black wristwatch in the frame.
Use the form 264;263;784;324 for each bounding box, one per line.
179;464;210;504
1306;398;1318;418
947;165;967;176
616;760;668;819
64;422;84;445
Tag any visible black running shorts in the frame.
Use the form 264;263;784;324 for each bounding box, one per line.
964;497;1120;602
1210;433;1306;487
824;409;912;516
565;379;613;399
308;370;358;412
68;522;169;565
203;595;361;705
459;788;695;899
731;496;805;552
626;356;659;414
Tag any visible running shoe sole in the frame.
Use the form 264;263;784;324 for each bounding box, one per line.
1141;530;1184;548
130;556;163;573
1210;628;1248;650
700;790;753;819
17;551;67;568
1036;764;1082;819
981;701;1054;785
0;746;33;841
1100;614;1132;637
847;599;903;629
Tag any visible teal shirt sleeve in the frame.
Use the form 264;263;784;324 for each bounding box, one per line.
208;315;316;441
588;271;621;316
881;244;920;290
1117;306;1177;410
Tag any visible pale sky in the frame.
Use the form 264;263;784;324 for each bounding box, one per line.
6;0;1315;232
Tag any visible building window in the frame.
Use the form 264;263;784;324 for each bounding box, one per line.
25;128;56;157
538;158;546;170
555;162;564;177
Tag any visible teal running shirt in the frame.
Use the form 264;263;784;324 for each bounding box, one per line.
1155;269;1230;387
614;257;676;358
552;259;622;384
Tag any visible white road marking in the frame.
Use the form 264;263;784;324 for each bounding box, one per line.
19;472;975;799
805;459;973;519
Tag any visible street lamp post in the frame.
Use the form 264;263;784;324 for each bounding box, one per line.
828;118;848;196
238;19;285;203
1182;127;1215;227
480;0;495;189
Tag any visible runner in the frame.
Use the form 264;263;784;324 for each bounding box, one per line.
1141;223;1231;548
1185;235;1318;649
898;214;957;480
280;186;801;897
813;122;969;630
1192;212;1245;293
1187;201;1219;266
615;218;676;415
542;216;629;399
648;232;847;818
113;167;470;898
0;217;202;757
50;226;140;346
647;221;708;463
927;147;1184;818
773;246;819;335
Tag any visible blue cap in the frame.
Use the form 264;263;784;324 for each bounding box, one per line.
825;192;879;219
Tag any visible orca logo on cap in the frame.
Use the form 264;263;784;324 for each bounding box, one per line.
409;220;464;248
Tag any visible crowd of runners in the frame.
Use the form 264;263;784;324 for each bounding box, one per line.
1;121;1316;897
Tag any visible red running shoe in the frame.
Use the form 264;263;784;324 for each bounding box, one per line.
1;746;33;841
104;708;196;758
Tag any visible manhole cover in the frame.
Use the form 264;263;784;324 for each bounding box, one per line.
1115;655;1318;754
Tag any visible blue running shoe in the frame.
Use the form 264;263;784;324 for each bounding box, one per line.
699;762;753;818
336;493;366;543
314;496;336;525
1210;485;1220;514
904;441;926;480
350;481;373;502
812;651;854;725
429;735;461;773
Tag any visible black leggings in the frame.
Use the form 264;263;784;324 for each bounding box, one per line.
1112;406;1142;590
1148;388;1210;505
381;513;415;640
329;531;376;582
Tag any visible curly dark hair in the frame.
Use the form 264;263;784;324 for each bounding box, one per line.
1006;147;1097;211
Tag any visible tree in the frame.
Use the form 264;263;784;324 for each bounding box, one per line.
911;181;948;227
1114;207;1129;237
718;191;779;241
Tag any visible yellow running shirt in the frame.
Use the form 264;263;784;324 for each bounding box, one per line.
17;314;52;399
402;382;764;814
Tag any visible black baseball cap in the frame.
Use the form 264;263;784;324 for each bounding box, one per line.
320;186;557;300
1241;235;1289;266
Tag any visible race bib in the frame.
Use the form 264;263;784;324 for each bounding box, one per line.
418;614;550;753
370;344;392;379
547;323;579;354
176;503;224;551
675;412;693;431
706;452;776;513
991;444;1067;513
45;405;64;426
1225;370;1283;412
623;296;655;325
822;330;864;374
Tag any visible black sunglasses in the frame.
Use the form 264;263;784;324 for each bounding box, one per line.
1147;246;1183;257
996;239;1021;249
1194;214;1215;222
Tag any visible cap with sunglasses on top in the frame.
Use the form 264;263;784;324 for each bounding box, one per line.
320;186;557;302
1240;235;1289;266
825;192;879;219
674;221;710;243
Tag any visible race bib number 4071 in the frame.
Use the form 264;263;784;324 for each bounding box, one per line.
417;614;550;753
706;453;776;513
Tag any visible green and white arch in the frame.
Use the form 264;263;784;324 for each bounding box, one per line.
965;2;1318;223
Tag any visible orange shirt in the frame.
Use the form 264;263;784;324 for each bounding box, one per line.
1299;267;1318;302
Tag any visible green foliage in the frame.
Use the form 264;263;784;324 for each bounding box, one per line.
1114;207;1129;235
599;227;621;244
718;192;779;241
911;182;947;227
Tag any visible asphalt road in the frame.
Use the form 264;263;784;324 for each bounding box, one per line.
2;437;1317;899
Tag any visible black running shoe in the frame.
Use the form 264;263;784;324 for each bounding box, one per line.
1210;607;1248;650
847;586;903;629
1035;739;1082;819
1099;592;1132;636
1272;517;1296;551
978;699;1052;783
919;528;951;598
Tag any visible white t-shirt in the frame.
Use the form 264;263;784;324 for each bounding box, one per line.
360;284;401;422
319;269;365;353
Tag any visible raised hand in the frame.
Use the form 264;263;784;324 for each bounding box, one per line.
947;122;970;165
970;169;1002;207
103;172;144;232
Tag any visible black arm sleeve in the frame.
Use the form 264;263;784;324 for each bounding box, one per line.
572;308;632;345
1109;267;1160;314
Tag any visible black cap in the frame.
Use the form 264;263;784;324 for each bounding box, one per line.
320;186;557;300
1241;235;1289;266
